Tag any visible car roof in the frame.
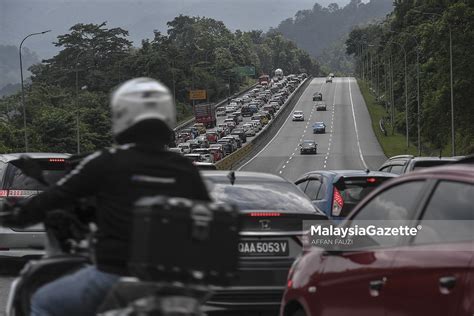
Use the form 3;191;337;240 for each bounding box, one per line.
406;164;474;180
410;156;458;162
0;152;70;163
299;169;398;180
201;170;288;183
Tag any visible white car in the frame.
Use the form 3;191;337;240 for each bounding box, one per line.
292;111;304;121
191;148;213;163
216;107;226;116
225;105;236;113
177;143;191;154
168;147;183;154
242;124;256;136
250;120;262;131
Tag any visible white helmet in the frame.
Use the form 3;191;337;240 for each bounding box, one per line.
110;77;176;137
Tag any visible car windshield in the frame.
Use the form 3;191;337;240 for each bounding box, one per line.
335;177;393;217
7;159;68;190
412;160;453;171
205;178;317;213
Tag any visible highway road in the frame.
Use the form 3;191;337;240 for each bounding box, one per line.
0;77;384;313
239;77;386;181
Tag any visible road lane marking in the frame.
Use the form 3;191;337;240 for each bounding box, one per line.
237;78;318;170
348;78;368;169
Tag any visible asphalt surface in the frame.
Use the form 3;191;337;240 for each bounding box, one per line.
239;77;386;181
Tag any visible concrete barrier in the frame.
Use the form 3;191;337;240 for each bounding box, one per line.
215;76;312;170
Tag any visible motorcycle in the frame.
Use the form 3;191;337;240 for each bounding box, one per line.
1;155;241;316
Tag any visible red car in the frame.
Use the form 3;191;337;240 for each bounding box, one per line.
281;163;474;316
206;131;219;144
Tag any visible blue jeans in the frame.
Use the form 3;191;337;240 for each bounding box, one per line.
30;265;120;316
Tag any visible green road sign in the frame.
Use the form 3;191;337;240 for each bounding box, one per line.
233;66;255;76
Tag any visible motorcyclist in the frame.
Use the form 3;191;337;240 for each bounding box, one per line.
1;77;211;316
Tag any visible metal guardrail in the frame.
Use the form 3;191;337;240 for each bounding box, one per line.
173;83;258;133
215;77;311;170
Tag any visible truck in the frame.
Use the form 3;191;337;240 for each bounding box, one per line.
193;103;216;128
274;68;284;80
258;74;270;85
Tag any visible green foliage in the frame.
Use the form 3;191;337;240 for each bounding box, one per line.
347;1;474;155
0;16;319;154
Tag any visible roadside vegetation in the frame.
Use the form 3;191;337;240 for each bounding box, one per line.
0;16;319;153
347;1;474;156
358;79;422;157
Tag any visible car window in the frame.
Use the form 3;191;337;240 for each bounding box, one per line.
389;164;404;174
6;161;68;191
303;180;322;200
352;181;425;221
348;181;425;248
411;160;453;171
413;181;474;245
296;180;308;192
206;180;317;213
379;166;391;173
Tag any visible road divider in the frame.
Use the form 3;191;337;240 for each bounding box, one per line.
216;77;312;170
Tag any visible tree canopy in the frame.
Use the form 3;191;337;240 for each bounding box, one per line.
0;16;320;154
346;0;474;155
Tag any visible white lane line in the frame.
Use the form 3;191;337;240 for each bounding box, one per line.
286;160;290;164
291;152;295;156
279;171;282;174
282;165;286;169
237;78;317;170
348;77;368;169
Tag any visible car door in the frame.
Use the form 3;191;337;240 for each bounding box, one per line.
312;180;427;316
384;180;474;316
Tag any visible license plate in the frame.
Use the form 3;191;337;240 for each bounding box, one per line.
238;240;289;257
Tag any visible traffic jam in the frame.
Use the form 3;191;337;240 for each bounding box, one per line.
1;72;473;316
170;70;307;170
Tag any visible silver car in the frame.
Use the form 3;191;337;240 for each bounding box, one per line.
0;153;71;259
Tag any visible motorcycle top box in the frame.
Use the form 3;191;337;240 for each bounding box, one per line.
128;196;242;286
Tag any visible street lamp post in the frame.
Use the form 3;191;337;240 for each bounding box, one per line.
391;30;421;155
19;30;51;152
75;50;85;154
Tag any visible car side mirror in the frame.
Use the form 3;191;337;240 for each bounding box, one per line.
16;155;48;186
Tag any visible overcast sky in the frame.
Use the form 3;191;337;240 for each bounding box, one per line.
0;0;352;58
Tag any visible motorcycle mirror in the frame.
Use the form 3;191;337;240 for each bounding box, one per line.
16;155;48;186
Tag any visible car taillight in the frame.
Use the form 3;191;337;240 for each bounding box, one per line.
367;177;377;183
0;190;36;198
332;187;344;216
249;212;281;217
49;158;65;162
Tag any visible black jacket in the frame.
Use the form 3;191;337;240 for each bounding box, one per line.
20;143;211;275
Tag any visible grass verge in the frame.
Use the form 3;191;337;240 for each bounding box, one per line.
357;79;420;157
